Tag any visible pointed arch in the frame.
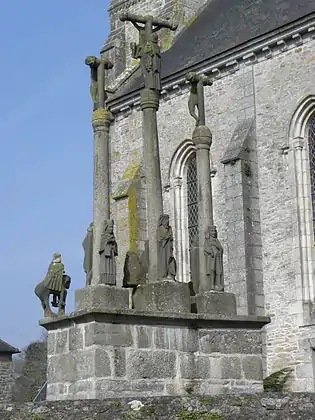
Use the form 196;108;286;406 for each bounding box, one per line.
168;140;196;283
289;94;315;308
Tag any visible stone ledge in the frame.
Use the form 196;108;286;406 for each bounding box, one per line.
2;394;315;419
39;308;270;331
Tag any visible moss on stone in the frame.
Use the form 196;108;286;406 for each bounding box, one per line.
112;159;141;199
128;183;139;252
177;411;222;420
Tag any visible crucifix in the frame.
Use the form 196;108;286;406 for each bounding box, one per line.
84;55;114;285
120;12;178;283
185;72;213;126
120;12;177;92
85;56;113;110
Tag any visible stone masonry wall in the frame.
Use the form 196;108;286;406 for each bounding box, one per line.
0;355;14;403
109;27;315;392
45;313;264;400
2;394;315;419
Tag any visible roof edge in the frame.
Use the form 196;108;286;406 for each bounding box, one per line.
107;12;315;111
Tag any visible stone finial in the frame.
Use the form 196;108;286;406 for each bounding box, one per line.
192;124;213;147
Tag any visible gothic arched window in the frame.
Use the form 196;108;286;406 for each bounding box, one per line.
308;115;315;234
187;153;199;248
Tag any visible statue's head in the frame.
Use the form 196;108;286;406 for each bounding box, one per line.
159;214;169;228
104;219;114;235
88;222;94;232
206;226;217;239
52;252;62;263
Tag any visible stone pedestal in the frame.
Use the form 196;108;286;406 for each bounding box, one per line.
41;310;269;400
133;280;191;313
196;291;237;315
75;285;129;312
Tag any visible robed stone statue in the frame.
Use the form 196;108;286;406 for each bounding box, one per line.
204;226;224;291
99;219;118;285
157;214;176;280
83;222;93;286
85;55;113;110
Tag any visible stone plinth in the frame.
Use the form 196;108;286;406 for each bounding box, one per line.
75;285;129;311
40;309;269;400
133;280;191;313
196;291;237;315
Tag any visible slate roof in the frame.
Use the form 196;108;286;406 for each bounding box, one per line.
0;338;20;354
111;0;315;100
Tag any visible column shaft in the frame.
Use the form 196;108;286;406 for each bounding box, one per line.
141;89;163;283
92;109;111;285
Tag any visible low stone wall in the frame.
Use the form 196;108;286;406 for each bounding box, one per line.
0;355;14;403
41;309;268;400
1;394;315;419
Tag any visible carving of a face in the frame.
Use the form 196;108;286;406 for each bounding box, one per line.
108;223;114;234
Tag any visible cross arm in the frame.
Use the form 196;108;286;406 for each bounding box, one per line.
120;12;178;31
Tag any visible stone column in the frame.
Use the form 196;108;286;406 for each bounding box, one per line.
140;88;163;283
91;108;112;285
192;125;213;293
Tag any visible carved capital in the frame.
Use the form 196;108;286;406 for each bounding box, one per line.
140;88;160;110
192;125;212;148
91;108;114;130
173;177;183;189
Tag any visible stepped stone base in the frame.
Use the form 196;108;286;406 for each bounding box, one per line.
133;280;191;313
40;308;269;401
75;285;129;311
196;291;237;315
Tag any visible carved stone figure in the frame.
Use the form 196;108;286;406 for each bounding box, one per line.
204;226;224;291
157;214;176;280
34;253;71;317
85;56;113;110
120;12;177;92
185;72;213;126
83;222;93;286
99;219;118;285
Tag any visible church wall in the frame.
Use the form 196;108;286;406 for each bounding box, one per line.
109;28;315;390
254;38;315;391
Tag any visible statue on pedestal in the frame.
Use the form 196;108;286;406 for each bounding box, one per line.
157;214;176;280
99;219;118;285
83;222;93;286
204;226;224;291
34;253;71;317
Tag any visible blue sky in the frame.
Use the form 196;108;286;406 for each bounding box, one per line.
0;0;110;349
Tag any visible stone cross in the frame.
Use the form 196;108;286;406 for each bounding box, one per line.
120;12;177;92
185;72;212;126
85;55;114;285
85;56;113;110
186;72;224;293
120;12;177;283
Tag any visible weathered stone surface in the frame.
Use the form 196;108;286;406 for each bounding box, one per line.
2;394;315;419
221;357;242;379
55;330;69;354
127;350;176;379
0;356;14;403
135;326;153;348
95;379;166;398
242;355;263;380
199;329;262;354
133;280;191;313
153;327;198;352
179;353;210;379
196;291;237;315
113;348;126;377
75;285;129;311
69;326;83;351
85;322;133;347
